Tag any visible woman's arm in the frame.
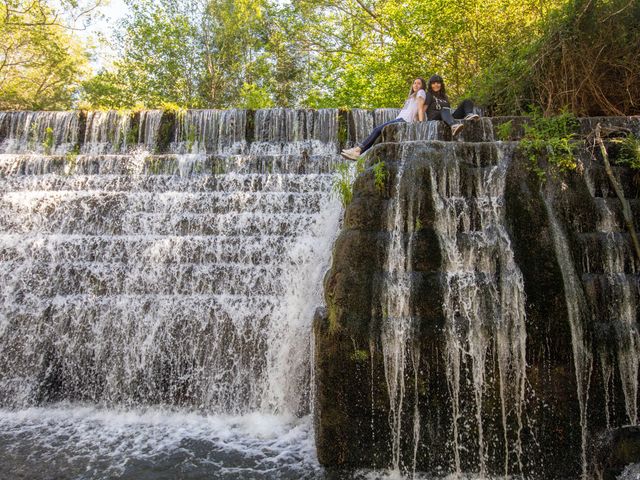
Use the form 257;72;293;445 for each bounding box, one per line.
417;90;426;121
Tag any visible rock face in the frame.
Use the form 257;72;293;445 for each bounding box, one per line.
315;116;640;478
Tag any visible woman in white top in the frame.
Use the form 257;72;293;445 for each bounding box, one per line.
341;78;426;160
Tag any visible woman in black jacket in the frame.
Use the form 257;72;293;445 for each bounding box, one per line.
424;74;479;137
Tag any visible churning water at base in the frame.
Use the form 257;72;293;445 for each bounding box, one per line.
0;402;536;480
0;405;319;480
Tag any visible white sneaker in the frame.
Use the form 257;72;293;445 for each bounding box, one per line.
451;123;465;137
464;113;480;121
340;147;361;160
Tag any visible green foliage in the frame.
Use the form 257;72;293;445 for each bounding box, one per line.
80;71;129;110
28;123;39;150
372;161;387;193
126;122;140;148
520;109;579;181
42;127;54;154
294;0;559;107
5;0;637;115
613;135;640;170
350;349;369;362
496;120;514;142
415;218;423;231
79;0;306;109
333;162;354;208
332;156;365;208
239;83;275;109
110;1;203;108
0;0;91;110
160;102;186;114
472;0;640;116
147;157;162;175
186;125;197;152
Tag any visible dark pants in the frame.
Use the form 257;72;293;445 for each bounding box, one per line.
432;99;475;127
359;118;405;153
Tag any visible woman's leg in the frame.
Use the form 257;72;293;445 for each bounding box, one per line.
439;108;456;127
360;118;405;153
452;99;474;119
440;107;465;137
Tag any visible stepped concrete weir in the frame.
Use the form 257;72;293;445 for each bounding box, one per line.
316;115;640;478
0;109;345;416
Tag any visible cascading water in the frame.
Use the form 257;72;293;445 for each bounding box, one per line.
83;110;133;155
313;116;640;479
374;109;400;126
428;144;527;476
586;184;640;428
138;110;162;151
379;148;421;474
0;111;79;155
0;108;342;478
370;137;528;477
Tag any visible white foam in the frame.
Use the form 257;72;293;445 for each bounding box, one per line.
0;404;320;478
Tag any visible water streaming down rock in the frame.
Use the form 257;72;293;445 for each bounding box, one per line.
429;144;527;476
585;175;640;428
2;109;640;478
316;116;640;478
379;150;420;474
544;190;594;479
374;109;400;126
172;109;247;155
0;109;342;419
347;109;402;145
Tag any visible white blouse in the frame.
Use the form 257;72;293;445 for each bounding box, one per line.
396;89;426;122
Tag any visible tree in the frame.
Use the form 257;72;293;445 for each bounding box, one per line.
289;0;562;107
469;0;640;116
0;0;93;110
81;0;308;109
105;0;204;108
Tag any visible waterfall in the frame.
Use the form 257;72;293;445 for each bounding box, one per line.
350;109;375;145
543;192;593;479
0;109;342;419
372;139;528;476
251;108;339;156
428;143;527;475
83;111;132;155
172;109;247;155
138;110;162;151
0;111;79;155
374;109;400;126
592;198;640;426
379;148;421;474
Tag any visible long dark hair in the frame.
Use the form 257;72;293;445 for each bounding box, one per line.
428;74;448;100
408;78;426;97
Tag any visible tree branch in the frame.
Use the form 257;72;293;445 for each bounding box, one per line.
353;0;376;20
593;122;640;262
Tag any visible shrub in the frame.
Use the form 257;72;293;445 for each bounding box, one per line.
520;109;579;181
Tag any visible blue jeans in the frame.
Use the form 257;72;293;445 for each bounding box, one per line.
431;99;475;127
359;118;406;153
